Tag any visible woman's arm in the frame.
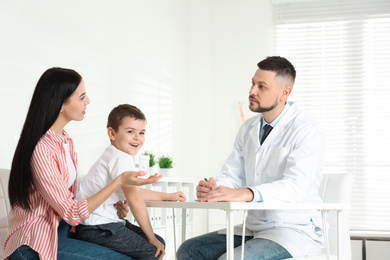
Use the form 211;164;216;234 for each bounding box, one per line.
33;146;160;224
138;188;186;202
122;185;165;259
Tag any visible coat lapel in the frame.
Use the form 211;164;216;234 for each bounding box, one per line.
249;115;262;148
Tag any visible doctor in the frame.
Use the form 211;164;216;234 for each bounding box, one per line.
177;56;325;260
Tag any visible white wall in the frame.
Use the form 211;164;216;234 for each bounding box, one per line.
0;0;273;236
185;0;273;235
185;0;274;180
0;0;189;176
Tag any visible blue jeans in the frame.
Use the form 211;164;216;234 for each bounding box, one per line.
9;245;39;260
74;220;165;260
9;220;132;260
176;231;292;260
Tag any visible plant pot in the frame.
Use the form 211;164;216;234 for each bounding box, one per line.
159;168;172;177
139;154;150;172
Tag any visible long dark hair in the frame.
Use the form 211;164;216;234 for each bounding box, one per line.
9;67;82;210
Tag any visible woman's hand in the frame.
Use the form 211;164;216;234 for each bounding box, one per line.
120;171;162;186
149;237;165;260
167;191;186;202
114;200;129;219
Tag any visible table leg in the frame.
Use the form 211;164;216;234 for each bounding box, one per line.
337;210;343;260
172;208;177;260
226;210;234;260
321;210;330;260
362;238;366;260
241;210;248;260
182;208;187;242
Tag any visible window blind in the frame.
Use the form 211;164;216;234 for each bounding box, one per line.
272;0;390;232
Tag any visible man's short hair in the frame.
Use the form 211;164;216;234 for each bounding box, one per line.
257;56;296;86
107;104;146;131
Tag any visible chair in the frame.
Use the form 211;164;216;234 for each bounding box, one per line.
284;173;353;260
0;168;10;259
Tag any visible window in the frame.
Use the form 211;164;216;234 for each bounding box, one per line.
272;0;390;232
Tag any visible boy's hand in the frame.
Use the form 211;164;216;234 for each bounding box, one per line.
168;191;186;202
114;200;129;219
149;237;165;260
121;171;162;186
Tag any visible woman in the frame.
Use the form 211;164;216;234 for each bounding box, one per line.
4;67;161;260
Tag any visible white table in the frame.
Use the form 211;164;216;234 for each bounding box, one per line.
145;201;348;260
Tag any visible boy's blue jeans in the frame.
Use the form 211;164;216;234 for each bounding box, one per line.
9;220;132;260
176;231;292;260
74;220;165;260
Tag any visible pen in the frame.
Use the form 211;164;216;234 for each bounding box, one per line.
204;178;214;190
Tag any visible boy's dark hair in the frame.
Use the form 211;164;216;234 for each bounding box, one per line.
257;56;296;85
107;104;146;131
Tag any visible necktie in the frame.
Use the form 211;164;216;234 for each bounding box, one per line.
261;124;273;145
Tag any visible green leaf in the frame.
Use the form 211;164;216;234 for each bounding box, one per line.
143;151;156;167
157;155;173;168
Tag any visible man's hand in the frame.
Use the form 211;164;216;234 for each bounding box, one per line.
114;200;129;219
198;185;254;202
196;177;217;201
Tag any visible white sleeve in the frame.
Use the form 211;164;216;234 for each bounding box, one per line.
108;153;136;180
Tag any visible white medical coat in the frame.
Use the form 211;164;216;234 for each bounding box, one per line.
216;102;325;257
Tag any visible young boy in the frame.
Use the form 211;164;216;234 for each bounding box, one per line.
75;104;186;260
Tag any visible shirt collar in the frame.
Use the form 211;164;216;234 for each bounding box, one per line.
261;101;292;128
46;128;71;144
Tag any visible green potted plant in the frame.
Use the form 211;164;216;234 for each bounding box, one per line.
143;151;157;175
157;154;173;176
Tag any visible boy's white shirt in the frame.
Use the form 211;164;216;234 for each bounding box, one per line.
77;144;134;225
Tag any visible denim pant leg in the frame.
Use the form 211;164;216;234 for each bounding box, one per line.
8;220;131;260
217;238;292;260
74;220;165;260
58;220;132;260
177;231;292;260
9;245;40;260
176;231;253;260
123;220;165;247
58;236;134;260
